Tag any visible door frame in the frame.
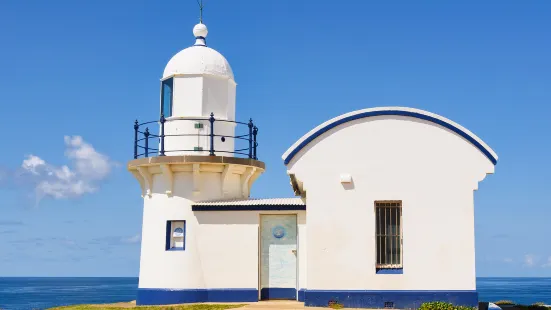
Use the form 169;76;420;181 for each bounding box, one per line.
257;213;299;301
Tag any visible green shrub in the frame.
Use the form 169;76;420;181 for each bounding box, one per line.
494;301;516;305
419;301;476;310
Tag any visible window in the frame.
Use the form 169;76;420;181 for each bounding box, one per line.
375;201;402;270
166;220;185;251
161;78;173;117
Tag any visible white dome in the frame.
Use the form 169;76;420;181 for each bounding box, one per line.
163;45;234;80
162;23;234;80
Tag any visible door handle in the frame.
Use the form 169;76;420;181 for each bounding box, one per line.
291;249;297;254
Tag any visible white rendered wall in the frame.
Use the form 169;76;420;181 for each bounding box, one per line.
285;116;495;291
163;120;236;156
162;75;237;156
171;75;236;119
202;77;235;119
172;77;203;117
139;171;239;289
138;170;306;292
195;211;306;292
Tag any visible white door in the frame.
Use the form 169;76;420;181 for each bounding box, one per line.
260;214;297;300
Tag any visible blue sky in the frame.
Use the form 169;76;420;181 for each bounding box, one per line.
0;0;550;277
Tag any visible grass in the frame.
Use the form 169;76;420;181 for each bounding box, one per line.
47;302;247;310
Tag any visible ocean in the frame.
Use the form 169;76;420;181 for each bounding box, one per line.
1;277;550;310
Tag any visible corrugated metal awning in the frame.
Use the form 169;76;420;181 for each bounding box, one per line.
192;198;305;211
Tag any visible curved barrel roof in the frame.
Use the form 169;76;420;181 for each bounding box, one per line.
282;107;498;166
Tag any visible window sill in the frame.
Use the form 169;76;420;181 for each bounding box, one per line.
376;268;403;274
167;247;185;251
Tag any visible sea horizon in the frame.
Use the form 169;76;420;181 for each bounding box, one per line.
4;276;550;278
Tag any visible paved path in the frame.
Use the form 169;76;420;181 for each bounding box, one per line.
241;301;306;309
67;300;380;309
240;301;380;310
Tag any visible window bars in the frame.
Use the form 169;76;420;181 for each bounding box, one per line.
375;201;402;269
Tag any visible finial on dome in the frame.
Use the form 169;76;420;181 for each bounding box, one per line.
193;23;208;46
197;0;204;24
193;0;207;46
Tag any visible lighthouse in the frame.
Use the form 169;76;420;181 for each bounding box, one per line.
128;22;266;305
126;12;498;310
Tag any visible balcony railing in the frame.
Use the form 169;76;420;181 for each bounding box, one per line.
133;113;258;160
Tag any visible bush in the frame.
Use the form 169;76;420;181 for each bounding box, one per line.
419;301;476;310
532;302;546;307
328;299;344;309
495;301;516;306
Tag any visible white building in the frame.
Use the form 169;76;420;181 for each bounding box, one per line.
128;22;497;309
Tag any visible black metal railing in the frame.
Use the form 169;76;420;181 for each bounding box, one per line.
133;113;258;160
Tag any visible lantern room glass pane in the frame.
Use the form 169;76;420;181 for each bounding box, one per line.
161;78;173;117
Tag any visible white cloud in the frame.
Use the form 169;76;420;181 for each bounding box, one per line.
542;257;551;268
90;234;142;246
20;136;116;201
64;136;112;180
21;155;45;175
121;234;141;244
523;254;538;267
503;258;513;263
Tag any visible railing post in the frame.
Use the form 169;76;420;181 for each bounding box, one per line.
160;114;166;156
209;113;215;156
144;127;150;157
248;118;253;159
134;120;139;159
253;126;258;160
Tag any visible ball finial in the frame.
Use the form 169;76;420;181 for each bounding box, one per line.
193;23;208;38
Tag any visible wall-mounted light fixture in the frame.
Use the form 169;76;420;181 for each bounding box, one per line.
340;173;352;183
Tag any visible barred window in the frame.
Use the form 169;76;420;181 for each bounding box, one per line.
375;201;402;269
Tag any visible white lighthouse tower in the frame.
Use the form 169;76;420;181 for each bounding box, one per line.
128;22;265;305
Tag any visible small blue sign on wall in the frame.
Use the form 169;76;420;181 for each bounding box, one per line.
173;227;184;237
272;226;286;239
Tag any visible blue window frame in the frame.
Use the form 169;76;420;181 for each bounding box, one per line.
166;220;185;251
161;78;173;117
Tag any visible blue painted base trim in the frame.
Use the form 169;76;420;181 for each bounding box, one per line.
298;289;306;302
303;290;478;309
376;268;404;274
260;288;296;300
137;288;258;305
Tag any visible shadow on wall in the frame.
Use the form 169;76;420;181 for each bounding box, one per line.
194;211;259;225
341;177;355;190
